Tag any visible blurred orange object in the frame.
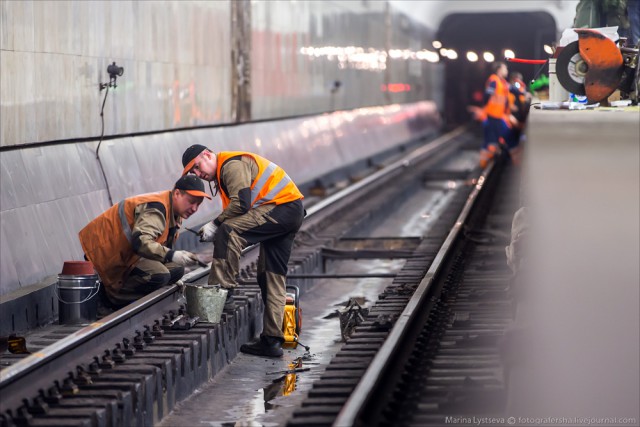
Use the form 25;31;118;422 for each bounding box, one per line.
61;261;95;276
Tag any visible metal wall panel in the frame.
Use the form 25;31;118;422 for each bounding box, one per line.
250;1;441;121
0;217;19;294
0;149;32;211
1;0;232;147
1;206;49;291
252;1;385;119
0;0;441;147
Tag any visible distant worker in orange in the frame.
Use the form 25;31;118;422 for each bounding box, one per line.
506;71;532;165
480;61;512;168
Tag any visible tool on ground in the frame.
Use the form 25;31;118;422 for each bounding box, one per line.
555;28;639;104
266;367;310;375
293;337;310;351
282;285;304;349
338;297;369;341
2;335;30;354
267;357;307;375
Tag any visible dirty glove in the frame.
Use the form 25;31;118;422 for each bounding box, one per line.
170;250;199;267
198;221;217;243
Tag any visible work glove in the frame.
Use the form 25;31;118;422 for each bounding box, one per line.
170;250;199;267
198;221;217;243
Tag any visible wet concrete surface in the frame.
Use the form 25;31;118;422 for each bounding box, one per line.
158;153;477;426
157;258;400;427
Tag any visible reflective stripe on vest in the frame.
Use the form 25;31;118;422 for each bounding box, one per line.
78;191;172;293
250;162;277;205
216;151;303;209
117;200;133;244
253;171;295;206
485;74;509;119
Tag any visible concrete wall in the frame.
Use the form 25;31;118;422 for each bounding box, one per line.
0;0;441;148
0;0;232;146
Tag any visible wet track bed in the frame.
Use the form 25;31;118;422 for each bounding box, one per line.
0;128;506;427
158;142;480;426
327;161;520;426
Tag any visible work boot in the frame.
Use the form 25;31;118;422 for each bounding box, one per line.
240;336;283;357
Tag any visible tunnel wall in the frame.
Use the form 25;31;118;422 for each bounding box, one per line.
0;0;441;148
0;101;441;297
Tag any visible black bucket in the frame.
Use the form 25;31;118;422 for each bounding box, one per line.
56;274;100;325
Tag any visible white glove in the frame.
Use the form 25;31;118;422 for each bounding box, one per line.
170;250;199;266
198;221;217;243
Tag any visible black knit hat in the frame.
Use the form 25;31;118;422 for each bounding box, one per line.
181;144;208;176
174;175;211;199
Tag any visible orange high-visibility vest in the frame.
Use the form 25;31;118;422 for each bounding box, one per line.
79;191;172;292
215;152;303;210
484;74;510;120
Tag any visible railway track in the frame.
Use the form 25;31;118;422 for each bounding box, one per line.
285;156;519;426
0;128;476;427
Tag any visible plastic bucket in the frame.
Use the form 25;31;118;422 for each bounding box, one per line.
184;284;227;323
56;274;100;325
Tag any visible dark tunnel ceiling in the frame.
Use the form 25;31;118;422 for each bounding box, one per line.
437;12;557;60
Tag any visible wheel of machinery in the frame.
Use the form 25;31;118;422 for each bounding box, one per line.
556;41;588;96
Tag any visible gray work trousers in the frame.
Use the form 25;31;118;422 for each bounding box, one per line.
106;258;184;307
209;199;304;339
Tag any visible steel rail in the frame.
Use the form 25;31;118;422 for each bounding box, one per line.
0;126;467;414
333;159;497;427
0;286;181;412
0;267;203;385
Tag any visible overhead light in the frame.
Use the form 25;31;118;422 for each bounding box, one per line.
483;52;495;62
543;44;554;55
504;49;515;59
447;49;458;60
426;51;440;63
466;51;478;62
439;48;448;56
432;40;442;49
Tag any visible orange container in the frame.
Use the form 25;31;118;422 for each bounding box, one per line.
60;261;95;276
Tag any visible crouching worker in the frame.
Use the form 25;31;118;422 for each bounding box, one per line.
79;175;211;308
181;144;305;357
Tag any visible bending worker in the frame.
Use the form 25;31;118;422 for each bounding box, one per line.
79;175;210;308
181;144;305;358
507;71;532;166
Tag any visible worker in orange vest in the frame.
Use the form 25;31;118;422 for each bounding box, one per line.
506;71;532;165
480;61;512;168
79;175;210;308
181;144;305;357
